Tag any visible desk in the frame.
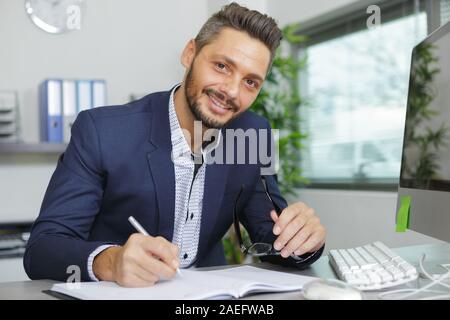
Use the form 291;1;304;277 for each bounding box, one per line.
0;243;448;300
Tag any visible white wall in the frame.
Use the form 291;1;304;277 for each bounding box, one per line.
0;155;58;223
267;0;359;27
208;0;268;16
208;0;358;27
292;189;445;253
0;0;208;223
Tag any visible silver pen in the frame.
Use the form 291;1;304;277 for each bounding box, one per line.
128;216;182;277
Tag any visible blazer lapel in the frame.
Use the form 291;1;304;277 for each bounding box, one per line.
147;91;176;241
197;136;230;259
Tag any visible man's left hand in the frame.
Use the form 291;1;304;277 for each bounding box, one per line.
271;202;326;258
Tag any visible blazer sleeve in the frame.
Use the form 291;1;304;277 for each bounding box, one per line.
24;111;116;281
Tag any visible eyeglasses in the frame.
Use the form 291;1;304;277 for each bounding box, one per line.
233;176;315;262
233;176;283;257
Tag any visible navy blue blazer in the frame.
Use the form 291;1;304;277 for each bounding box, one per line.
24;89;323;281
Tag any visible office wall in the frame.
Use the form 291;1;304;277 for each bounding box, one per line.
208;0;268;15
209;0;360;28
267;0;359;27
0;0;208;223
291;189;445;254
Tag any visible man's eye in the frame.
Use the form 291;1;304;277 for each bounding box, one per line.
246;79;257;88
216;63;226;70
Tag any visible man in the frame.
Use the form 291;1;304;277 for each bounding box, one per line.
24;3;326;287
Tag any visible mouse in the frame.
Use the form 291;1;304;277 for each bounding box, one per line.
302;279;363;300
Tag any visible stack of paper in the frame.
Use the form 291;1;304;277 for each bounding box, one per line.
0;91;19;143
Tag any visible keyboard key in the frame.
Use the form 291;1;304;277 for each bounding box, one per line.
355;246;378;265
364;245;389;264
340;249;359;270
366;271;381;285
388;267;405;280
355;272;370;285
344;273;356;283
373;241;397;259
379;270;394;283
329;250;346;266
347;273;367;286
347;248;370;269
339;266;352;276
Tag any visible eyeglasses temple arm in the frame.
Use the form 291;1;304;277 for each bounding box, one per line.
233;185;247;253
261;175;282;215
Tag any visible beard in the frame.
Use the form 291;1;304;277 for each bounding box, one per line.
184;62;239;129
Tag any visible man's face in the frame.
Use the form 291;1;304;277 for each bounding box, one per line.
183;28;271;129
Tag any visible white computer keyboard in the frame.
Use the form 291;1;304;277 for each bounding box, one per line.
328;241;418;291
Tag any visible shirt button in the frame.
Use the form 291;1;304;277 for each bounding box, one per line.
190;213;194;220
183;253;188;259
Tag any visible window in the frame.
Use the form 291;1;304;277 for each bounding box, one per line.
442;0;450;24
295;1;434;188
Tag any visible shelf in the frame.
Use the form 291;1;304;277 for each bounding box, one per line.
0;143;67;154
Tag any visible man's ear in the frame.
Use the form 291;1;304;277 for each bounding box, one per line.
181;39;197;69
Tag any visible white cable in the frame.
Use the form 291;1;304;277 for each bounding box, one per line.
418;256;450;290
378;254;450;300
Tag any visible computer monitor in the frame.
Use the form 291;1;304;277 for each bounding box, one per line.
397;20;450;243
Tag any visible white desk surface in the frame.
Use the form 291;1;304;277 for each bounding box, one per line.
0;243;448;300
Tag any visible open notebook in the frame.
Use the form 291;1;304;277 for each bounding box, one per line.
50;266;317;300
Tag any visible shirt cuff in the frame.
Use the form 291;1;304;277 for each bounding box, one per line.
87;244;118;281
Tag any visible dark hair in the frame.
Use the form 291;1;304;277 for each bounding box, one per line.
195;2;282;72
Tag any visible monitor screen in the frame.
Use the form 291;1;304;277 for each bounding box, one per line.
397;21;450;243
400;22;450;192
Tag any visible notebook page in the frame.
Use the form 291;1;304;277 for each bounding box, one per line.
51;269;248;300
204;266;317;297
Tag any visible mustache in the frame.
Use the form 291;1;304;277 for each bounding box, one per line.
204;88;239;111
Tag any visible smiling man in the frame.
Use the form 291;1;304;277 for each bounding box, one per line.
24;2;326;287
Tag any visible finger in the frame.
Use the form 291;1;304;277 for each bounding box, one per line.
134;250;177;280
273;202;311;236
121;244;169;282
132;250;176;281
132;262;161;283
171;244;180;257
141;236;180;270
294;229;325;256
270;210;278;223
309;227;326;252
280;223;313;257
274;213;308;252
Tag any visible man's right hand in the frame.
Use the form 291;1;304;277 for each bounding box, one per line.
92;233;180;287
